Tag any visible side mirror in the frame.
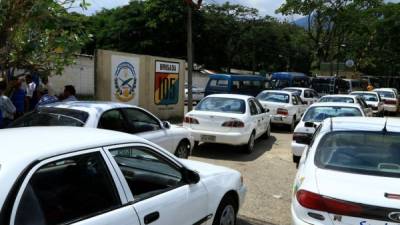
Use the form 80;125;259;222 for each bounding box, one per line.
183;169;200;184
163;121;171;129
304;122;315;128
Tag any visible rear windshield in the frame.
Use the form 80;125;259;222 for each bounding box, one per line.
10;108;88;127
319;96;354;103
256;92;289;103
315;131;400;177
284;89;302;96
352;93;379;102
303;107;362;122
196;97;246;114
377;91;395;99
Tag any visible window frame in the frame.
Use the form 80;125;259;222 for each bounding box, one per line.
97;108;129;133
9;148;127;225
103;143;186;204
120;107;163;133
248;99;259;116
292;95;299;105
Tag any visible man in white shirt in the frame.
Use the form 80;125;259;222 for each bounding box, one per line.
25;74;37;111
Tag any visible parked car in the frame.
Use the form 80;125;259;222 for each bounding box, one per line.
292;117;400;225
183;94;271;153
291;102;366;165
283;87;320;105
271;72;310;89
9;101;193;158
257;90;307;131
185;83;204;105
204;74;268;97
318;94;373;116
374;88;399;114
0;127;246;225
350;91;384;116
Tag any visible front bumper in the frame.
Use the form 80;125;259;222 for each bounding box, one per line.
291;141;307;157
271;115;293;125
188;129;251;146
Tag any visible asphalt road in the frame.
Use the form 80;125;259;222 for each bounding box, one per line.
190;127;296;225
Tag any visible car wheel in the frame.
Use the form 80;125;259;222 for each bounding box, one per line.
244;132;255;154
174;140;190;159
213;196;237;225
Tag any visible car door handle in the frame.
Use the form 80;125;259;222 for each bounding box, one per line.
144;211;160;224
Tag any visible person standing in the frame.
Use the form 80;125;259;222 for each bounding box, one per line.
36;87;59;108
0;82;16;128
41;76;56;96
25;74;37;111
10;78;26;118
62;85;78;102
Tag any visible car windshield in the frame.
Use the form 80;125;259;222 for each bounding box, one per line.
319;96;354;103
316;131;400;178
196;97;246;114
257;92;289;103
352;93;379;102
10;108;88;127
303;106;362;122
377;91;395;99
284;89;302;96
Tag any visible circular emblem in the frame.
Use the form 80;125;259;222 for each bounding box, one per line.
345;59;355;68
114;62;137;102
388;212;400;222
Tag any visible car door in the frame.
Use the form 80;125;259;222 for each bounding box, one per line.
248;99;263;137
9;149;140;225
104;144;210;225
357;98;372;116
290;95;301;121
254;99;269;133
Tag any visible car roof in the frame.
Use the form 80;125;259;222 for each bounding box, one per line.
259;90;293;95
206;94;254;100
209;74;266;81
321;94;356;99
374;88;396;92
43;101;137;113
351;91;378;95
271;72;308;79
321;117;400;133
309;102;362;108
283;87;313;91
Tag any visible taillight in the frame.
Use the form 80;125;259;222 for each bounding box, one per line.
384;99;397;105
277;108;289;116
296;190;363;217
183;116;199;124
222;120;245;128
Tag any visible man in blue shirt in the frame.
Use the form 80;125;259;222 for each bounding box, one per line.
36;87;59;108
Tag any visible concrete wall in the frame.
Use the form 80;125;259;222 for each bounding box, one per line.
96;50;185;120
49;55;94;96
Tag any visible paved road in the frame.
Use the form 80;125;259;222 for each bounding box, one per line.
190;128;296;225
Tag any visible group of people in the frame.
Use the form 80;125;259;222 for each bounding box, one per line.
0;75;78;128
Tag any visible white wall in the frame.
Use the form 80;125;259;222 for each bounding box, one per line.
49;55;95;96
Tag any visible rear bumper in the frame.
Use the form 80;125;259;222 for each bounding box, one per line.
384;104;398;112
271;115;293;125
291;141;307;157
291;204;310;225
188;128;251;145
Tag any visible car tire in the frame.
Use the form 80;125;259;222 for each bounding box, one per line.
174;140;190;159
213;195;237;225
244;132;255;154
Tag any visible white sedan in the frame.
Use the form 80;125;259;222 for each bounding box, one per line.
350;91;384;116
291;102;365;164
10;101;193;158
292;117;400;225
184;94;271;153
319;94;373;116
374;88;399;114
0;127;246;225
256;90;307;131
283;87;320;105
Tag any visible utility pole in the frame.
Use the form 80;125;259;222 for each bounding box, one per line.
185;0;202;112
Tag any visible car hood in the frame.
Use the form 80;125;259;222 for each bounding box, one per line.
179;159;236;178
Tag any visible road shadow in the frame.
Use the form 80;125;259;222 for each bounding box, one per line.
270;124;293;134
238;216;275;225
191;136;277;162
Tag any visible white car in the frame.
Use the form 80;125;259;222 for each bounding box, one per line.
319;94;373;117
185;84;205;104
256;90;307;131
292;117;400;225
374;88;399;114
183;94;271;153
350;91;384;116
283;87;320;105
291;102;366;164
0;127;246;225
10;101;193;158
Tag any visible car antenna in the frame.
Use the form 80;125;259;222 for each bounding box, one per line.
382;118;388;134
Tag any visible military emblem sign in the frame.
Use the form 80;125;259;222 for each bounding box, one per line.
111;55;140;104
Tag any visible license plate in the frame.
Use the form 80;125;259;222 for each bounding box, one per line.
273;116;283;121
200;135;216;142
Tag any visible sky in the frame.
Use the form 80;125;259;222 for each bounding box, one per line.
75;0;400;18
